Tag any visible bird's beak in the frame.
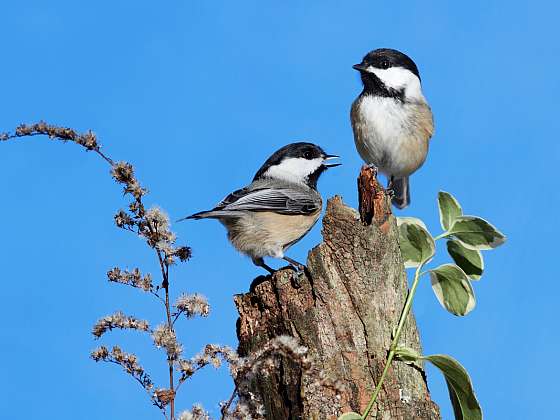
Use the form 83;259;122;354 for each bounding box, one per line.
353;63;368;72
323;154;341;168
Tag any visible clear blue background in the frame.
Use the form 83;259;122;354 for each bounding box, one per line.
0;1;556;419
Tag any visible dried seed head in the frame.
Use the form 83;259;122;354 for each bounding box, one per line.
178;359;196;379
154;388;176;406
107;267;153;292
114;210;135;229
92;311;150;338
91;346;109;361
174;246;192;262
111;161;147;200
175;293;210;318
145;206;170;230
152;325;182;360
111;161;135;184
192;344;237;372
179;404;210;420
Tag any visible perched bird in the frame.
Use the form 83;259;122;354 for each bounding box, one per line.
181;142;339;273
351;48;434;209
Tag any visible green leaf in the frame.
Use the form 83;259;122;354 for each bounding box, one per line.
396;217;435;268
448;216;506;250
446;240;484;280
423;354;482;420
338;413;362;420
394;346;421;362
429;264;476;316
393;350;483;420
438;191;463;231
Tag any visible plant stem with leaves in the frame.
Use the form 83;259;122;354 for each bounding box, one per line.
340;192;506;420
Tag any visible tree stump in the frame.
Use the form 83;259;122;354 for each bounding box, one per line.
234;167;441;419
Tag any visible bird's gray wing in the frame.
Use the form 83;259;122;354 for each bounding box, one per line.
215;186;320;215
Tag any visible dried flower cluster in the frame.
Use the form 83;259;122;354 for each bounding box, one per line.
193;344;237;370
107;267;154;292
109;164;192;266
178;404;210;420
174;293;210;319
112;191;192;266
153;324;183;361
112;161;147;201
114;209;136;230
176;344;237;384
0;121;99;151
222;399;266;420
92;311;150;338
154;388;177;407
91;345;162;408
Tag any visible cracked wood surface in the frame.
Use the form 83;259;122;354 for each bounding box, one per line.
235;168;440;419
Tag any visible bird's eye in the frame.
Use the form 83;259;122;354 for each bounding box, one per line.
380;60;390;69
303;151;313;159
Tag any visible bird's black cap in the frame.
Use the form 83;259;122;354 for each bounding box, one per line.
253;142;339;188
354;48;420;80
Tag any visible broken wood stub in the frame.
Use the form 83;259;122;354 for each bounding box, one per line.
357;165;391;230
235;173;440;419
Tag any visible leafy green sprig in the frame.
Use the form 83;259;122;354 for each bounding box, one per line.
339;192;506;420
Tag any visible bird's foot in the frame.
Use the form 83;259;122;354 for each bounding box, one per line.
283;256;305;273
364;163;379;175
281;257;310;289
386;176;396;199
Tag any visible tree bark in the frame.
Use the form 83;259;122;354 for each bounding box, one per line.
234;167;441;420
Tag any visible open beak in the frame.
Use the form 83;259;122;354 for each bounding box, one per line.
323;154;341;168
352;63;368;72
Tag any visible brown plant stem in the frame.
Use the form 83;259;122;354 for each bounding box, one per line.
154;245;176;420
1;122;181;419
165;281;175;420
221;384;238;419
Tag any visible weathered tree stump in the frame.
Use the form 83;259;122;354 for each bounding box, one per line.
234;167;440;419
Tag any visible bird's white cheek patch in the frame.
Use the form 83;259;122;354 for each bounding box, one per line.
367;66;423;101
264;157;323;184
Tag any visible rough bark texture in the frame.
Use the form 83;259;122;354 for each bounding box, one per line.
234;167;441;420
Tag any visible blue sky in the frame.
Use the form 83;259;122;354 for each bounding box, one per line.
0;1;557;419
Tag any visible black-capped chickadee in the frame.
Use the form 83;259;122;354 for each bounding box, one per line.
181;142;340;273
351;48;434;209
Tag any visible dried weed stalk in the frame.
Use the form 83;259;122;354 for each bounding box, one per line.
1;122;323;420
1;122;212;419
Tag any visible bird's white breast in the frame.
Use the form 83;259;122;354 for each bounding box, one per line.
359;96;408;145
352;95;432;177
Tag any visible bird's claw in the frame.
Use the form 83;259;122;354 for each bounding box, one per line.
291;262;306;274
364;163;378;175
289;264;306;289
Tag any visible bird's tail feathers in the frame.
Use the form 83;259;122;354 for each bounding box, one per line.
391;177;410;209
176;209;241;222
